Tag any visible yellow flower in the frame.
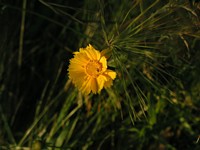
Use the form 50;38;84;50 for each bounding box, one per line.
68;44;116;95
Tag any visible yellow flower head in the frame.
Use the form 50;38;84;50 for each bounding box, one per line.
68;44;116;95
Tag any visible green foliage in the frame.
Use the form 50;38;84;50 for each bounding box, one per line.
0;0;200;149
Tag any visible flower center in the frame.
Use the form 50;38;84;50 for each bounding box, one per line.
86;60;102;77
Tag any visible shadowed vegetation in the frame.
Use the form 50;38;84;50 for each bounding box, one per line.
0;0;200;149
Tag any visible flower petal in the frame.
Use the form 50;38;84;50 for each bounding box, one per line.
105;69;116;79
102;70;116;88
68;61;85;71
84;44;101;60
69;71;87;88
99;56;107;72
73;52;89;64
97;75;107;93
91;78;98;93
80;76;92;95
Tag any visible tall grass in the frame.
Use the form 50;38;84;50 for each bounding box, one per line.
0;0;200;149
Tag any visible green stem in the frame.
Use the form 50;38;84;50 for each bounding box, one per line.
18;0;27;67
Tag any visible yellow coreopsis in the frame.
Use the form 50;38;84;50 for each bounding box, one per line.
68;44;116;95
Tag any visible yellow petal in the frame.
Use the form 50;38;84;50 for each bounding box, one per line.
80;76;92;95
105;70;116;79
91;78;98;93
102;70;116;88
72;53;89;64
69;71;87;88
68;61;85;72
85;45;101;60
79;48;85;53
99;56;107;72
97;75;107;93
